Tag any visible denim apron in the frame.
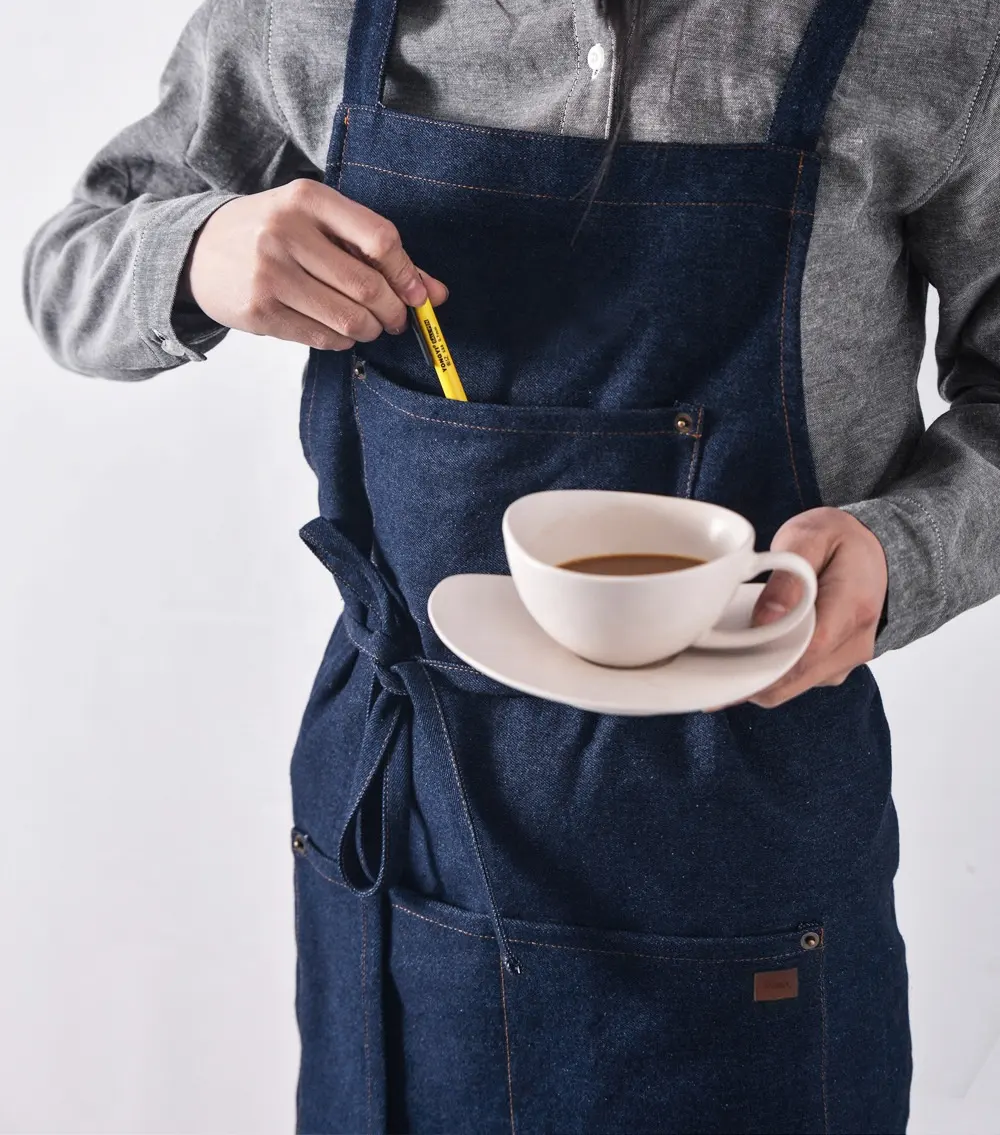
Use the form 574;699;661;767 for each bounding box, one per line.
291;0;912;1130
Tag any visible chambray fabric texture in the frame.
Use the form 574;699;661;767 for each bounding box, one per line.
286;0;910;1129
22;0;1000;652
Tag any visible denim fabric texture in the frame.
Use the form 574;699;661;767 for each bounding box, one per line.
291;0;912;1130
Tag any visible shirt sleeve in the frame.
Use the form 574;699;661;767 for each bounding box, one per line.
23;0;316;381
841;63;1000;654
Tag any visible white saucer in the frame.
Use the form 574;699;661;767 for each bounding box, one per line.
427;576;815;716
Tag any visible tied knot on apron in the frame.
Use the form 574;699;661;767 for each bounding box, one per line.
346;622;408;697
300;517;522;974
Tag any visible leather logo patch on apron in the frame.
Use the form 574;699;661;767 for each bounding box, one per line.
754;967;799;1002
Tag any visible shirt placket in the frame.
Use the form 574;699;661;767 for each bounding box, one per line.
559;0;616;140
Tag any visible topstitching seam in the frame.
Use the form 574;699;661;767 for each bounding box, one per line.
684;405;705;497
558;0;582;136
499;957;517;1135
264;0;295;139
602;15;616;139
391;902;816;964
342;161;813;214
820;940;830;1134
129;226;161;365
894;493;948;616
902;23;1000;212
355;375;703;438
778;152;807;508
300;852;350;889
348;104;810;157
360;903;373;1134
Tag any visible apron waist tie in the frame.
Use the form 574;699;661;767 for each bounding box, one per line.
301;517;522;975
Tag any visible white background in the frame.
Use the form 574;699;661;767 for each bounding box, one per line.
2;2;999;1132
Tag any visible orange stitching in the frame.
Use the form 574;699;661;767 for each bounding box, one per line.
349;105;811;158
361;903;372;1134
820;941;830;1134
342;160;812;215
356;375;702;439
778;152;807;508
391;902;814;964
499;957;517;1135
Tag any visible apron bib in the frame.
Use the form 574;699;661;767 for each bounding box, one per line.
291;2;911;1130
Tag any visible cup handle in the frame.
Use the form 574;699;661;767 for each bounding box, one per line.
694;551;818;650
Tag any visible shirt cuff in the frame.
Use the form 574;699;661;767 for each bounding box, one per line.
840;496;948;656
131;190;239;365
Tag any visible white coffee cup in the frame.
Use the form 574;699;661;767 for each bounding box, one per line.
502;490;817;668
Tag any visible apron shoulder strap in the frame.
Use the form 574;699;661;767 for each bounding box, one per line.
341;0;399;108
767;0;873;150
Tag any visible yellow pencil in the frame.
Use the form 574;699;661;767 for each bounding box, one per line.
410;298;467;401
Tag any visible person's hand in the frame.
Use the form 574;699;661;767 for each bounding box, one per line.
743;507;887;708
183;179;448;351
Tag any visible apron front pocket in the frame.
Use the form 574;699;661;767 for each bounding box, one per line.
387;888;826;1135
350;362;705;639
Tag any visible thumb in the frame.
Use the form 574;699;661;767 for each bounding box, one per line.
418;269;449;307
752;571;805;627
751;514;834;628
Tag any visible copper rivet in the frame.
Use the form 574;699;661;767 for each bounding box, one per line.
800;930;821;950
352;361;365;380
675;413;693;434
292;835;306;853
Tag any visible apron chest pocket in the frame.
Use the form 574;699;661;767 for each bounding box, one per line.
349;362;706;627
385;888;826;1135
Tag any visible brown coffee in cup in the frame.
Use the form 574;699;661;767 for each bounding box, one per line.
559;553;706;576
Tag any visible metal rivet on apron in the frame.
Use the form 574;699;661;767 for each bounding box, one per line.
292;834;307;854
674;412;695;434
352;359;366;380
800;930;821;950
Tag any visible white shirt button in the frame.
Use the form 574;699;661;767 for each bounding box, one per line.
159;337;187;357
587;43;606;75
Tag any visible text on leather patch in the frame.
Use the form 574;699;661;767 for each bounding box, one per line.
754;967;799;1002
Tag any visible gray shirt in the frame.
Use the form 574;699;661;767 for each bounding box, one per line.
22;0;1000;654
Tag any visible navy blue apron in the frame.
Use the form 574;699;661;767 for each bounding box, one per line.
291;1;911;1130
